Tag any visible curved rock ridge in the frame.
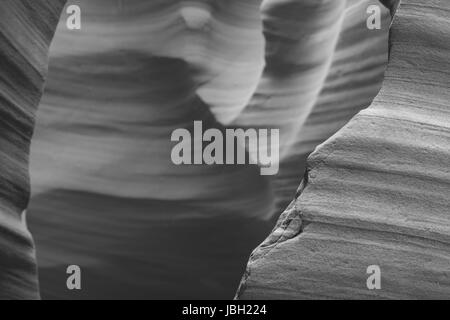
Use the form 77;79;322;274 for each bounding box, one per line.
27;0;392;299
265;0;391;209
0;0;390;299
29;0;273;299
237;0;450;300
0;0;66;300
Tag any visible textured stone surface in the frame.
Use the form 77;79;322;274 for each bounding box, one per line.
28;0;273;299
0;0;66;300
237;0;450;300
270;0;391;210
26;0;391;299
1;0;393;299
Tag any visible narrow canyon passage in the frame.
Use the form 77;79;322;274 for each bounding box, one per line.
29;0;274;299
29;0;390;299
1;0;393;299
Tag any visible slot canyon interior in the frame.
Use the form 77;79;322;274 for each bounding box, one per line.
0;0;449;299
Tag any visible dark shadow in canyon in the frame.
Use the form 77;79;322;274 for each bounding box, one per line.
26;0;393;299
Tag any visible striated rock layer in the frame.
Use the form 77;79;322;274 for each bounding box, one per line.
27;0;392;299
0;0;392;298
29;0;273;299
0;0;66;299
238;0;450;300
26;0;391;299
267;0;391;209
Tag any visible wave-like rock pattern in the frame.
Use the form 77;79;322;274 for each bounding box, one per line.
238;0;450;299
29;0;274;299
0;0;66;300
0;0;391;298
267;0;391;208
29;0;390;299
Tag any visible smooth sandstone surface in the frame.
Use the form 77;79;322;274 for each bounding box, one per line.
29;0;273;299
27;0;391;299
0;0;66;299
237;0;450;299
269;0;391;210
1;0;395;299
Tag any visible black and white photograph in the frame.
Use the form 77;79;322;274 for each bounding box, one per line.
0;0;449;304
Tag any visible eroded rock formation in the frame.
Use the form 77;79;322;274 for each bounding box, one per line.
26;0;391;299
1;0;430;300
0;0;66;300
237;0;450;299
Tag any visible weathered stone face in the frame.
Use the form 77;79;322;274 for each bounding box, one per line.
380;0;401;17
4;0;444;300
0;0;67;299
237;0;450;300
25;0;390;299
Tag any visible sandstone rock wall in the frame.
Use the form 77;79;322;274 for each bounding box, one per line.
27;0;391;299
0;0;66;300
237;0;450;299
